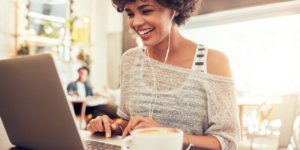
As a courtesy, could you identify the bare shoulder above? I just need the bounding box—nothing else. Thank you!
[207,49,232,77]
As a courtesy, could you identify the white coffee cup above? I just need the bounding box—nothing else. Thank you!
[121,127,183,150]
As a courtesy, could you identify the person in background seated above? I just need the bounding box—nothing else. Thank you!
[67,66,118,119]
[67,66,94,98]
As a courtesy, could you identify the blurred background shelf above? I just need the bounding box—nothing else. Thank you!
[23,35,62,45]
[28,12,66,23]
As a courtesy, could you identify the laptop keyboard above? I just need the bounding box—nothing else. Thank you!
[83,140,121,150]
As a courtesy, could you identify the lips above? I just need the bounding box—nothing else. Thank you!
[138,28,154,35]
[137,28,154,41]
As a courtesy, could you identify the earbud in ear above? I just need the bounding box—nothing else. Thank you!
[172,11,176,19]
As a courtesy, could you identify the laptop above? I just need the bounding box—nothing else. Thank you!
[0,54,121,150]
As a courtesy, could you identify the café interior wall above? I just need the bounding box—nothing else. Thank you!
[107,1,123,89]
[0,0,15,59]
[74,0,123,91]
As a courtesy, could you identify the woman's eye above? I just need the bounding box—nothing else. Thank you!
[127,13,134,18]
[143,10,153,14]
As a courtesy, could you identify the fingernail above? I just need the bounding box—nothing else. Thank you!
[111,124,117,130]
[106,133,111,138]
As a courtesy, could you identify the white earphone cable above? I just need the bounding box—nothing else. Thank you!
[147,11,176,118]
[145,11,194,150]
[163,11,175,63]
[146,48,158,118]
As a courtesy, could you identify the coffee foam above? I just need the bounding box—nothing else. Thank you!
[136,128,179,135]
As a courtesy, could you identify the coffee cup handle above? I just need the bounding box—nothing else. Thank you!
[121,136,134,150]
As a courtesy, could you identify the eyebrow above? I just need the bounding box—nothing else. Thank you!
[124,3,153,12]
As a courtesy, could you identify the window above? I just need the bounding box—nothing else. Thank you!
[181,9,300,96]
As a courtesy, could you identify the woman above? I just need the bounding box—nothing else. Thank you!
[87,0,240,149]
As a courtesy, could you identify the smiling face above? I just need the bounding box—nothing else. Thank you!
[124,0,174,47]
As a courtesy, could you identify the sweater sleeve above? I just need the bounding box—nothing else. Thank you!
[117,80,130,121]
[116,49,136,121]
[204,76,240,150]
[116,61,130,120]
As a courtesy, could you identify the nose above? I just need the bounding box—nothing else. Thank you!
[131,14,145,28]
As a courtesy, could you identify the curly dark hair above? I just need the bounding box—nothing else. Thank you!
[111,0,199,26]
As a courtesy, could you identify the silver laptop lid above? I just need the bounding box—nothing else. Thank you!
[0,54,84,150]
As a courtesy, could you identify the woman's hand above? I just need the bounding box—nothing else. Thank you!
[87,115,120,138]
[122,116,162,137]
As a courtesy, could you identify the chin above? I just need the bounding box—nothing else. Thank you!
[142,39,157,47]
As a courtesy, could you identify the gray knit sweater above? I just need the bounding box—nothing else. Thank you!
[117,46,240,150]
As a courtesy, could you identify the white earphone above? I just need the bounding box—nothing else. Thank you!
[146,10,176,118]
[163,10,176,63]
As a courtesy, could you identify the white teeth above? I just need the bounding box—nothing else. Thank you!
[138,28,153,35]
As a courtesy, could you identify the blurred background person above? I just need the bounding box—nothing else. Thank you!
[67,66,96,98]
[67,66,118,121]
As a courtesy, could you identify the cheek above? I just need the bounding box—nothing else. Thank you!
[147,18,166,32]
[155,22,169,37]
[151,16,170,33]
[128,20,133,29]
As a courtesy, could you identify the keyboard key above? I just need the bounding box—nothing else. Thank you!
[83,140,121,150]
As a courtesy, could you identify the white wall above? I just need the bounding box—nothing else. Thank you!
[90,0,108,91]
[73,0,92,18]
[107,1,123,89]
[0,0,15,59]
[73,0,123,90]
[86,0,122,90]
[107,32,122,89]
[107,2,123,33]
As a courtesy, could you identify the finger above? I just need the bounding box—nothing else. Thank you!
[86,124,95,133]
[123,116,143,137]
[110,118,122,131]
[122,125,130,137]
[122,118,133,137]
[95,118,104,132]
[88,120,97,132]
[110,119,114,124]
[91,120,99,132]
[125,118,134,136]
[122,118,133,136]
[110,119,120,131]
[134,122,147,129]
[125,116,142,135]
[128,116,149,134]
[102,116,112,138]
[110,123,119,131]
[130,117,146,130]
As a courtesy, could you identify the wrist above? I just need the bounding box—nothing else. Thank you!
[183,134,190,145]
[184,134,194,150]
